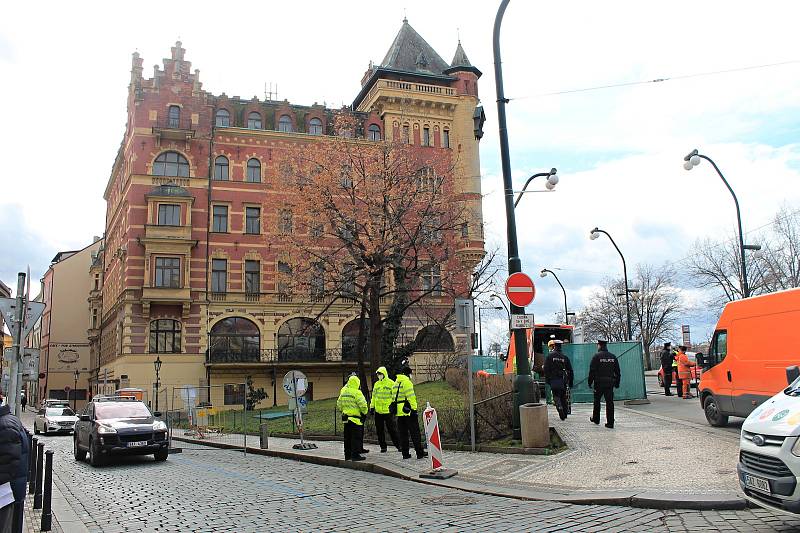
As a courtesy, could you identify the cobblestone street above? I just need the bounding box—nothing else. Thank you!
[31,431,800,532]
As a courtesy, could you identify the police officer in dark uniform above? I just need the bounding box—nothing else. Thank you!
[588,339,621,428]
[660,342,674,396]
[543,340,574,420]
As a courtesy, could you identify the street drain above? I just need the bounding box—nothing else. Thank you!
[421,495,479,506]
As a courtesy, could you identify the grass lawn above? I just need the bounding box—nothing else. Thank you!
[217,380,466,436]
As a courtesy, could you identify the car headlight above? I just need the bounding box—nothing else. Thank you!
[97,424,117,434]
[792,438,800,457]
[153,421,167,431]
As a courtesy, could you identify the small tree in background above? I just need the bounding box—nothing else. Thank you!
[245,375,267,411]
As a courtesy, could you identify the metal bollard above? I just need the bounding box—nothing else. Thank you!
[34,441,44,509]
[259,422,269,449]
[40,450,54,532]
[29,436,37,494]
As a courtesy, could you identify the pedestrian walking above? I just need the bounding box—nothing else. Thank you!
[660,342,674,396]
[19,394,25,412]
[0,392,30,533]
[676,345,696,399]
[543,340,574,420]
[392,365,427,460]
[370,366,400,453]
[588,339,621,429]
[336,374,368,461]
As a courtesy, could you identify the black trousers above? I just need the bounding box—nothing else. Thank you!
[374,412,399,451]
[343,421,364,459]
[552,387,568,419]
[662,369,672,395]
[674,371,682,395]
[592,387,615,426]
[397,412,424,458]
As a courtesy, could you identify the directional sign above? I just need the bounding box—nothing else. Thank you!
[288,395,308,414]
[505,273,536,308]
[0,298,45,343]
[510,314,535,330]
[282,370,308,398]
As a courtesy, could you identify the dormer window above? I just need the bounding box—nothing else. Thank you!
[168,106,180,128]
[278,115,293,133]
[215,109,230,127]
[247,112,262,129]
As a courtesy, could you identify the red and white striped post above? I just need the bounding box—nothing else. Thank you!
[420,402,458,480]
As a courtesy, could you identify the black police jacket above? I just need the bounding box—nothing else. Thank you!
[588,350,621,390]
[543,350,574,389]
[0,404,30,484]
[660,349,674,372]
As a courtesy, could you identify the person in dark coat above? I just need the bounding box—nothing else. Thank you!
[543,340,574,420]
[659,342,674,396]
[588,340,621,429]
[0,397,30,533]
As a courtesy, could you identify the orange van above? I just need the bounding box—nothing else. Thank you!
[699,288,800,426]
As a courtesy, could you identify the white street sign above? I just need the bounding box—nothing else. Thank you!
[22,349,39,380]
[454,298,474,332]
[0,298,45,343]
[510,314,535,330]
[288,395,308,413]
[282,370,308,398]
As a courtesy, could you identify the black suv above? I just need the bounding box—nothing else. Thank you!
[73,397,169,466]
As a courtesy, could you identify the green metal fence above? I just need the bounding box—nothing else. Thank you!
[555,341,647,402]
[470,355,504,374]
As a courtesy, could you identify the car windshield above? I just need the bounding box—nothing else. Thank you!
[784,376,800,396]
[45,408,75,417]
[94,402,151,420]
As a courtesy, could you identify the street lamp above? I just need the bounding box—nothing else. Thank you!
[493,0,537,438]
[153,356,162,412]
[539,269,568,324]
[514,168,559,208]
[73,370,79,411]
[478,306,504,357]
[683,149,758,298]
[590,227,633,340]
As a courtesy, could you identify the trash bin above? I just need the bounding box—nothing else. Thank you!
[519,403,549,448]
[259,422,269,449]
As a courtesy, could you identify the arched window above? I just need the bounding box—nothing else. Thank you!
[368,124,381,141]
[149,319,181,353]
[213,156,229,181]
[278,318,325,361]
[247,112,262,129]
[308,117,323,135]
[209,317,260,363]
[278,115,293,133]
[168,105,181,128]
[246,158,261,183]
[414,325,454,352]
[153,151,190,177]
[215,109,230,127]
[341,319,369,361]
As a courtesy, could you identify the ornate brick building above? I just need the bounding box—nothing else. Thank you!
[91,19,484,407]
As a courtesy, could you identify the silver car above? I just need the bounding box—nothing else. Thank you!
[35,406,79,435]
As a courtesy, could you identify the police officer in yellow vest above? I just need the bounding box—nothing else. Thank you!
[370,366,400,453]
[393,365,428,460]
[336,374,368,461]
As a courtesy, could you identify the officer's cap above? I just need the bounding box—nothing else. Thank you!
[663,342,671,348]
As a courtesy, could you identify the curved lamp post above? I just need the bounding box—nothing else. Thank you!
[540,269,568,324]
[683,149,757,298]
[514,168,559,208]
[590,227,633,340]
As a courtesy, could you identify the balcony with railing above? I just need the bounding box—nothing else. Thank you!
[205,348,346,365]
[361,79,457,110]
[152,117,195,145]
[144,223,193,242]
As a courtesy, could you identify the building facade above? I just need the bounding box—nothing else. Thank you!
[94,20,484,409]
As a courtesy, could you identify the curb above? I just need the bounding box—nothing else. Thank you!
[171,436,748,511]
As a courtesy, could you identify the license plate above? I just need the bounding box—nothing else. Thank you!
[127,441,148,448]
[745,473,771,494]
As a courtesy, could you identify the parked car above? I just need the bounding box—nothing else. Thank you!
[41,399,71,408]
[657,352,703,388]
[73,397,169,466]
[34,406,79,435]
[738,370,800,515]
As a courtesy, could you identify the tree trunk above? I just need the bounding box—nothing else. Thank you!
[368,272,383,384]
[381,266,411,371]
[355,296,370,401]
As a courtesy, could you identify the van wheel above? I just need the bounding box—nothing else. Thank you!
[704,395,729,427]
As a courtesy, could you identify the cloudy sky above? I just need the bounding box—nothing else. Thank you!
[1,1,798,342]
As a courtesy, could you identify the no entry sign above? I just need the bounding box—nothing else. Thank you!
[505,272,536,307]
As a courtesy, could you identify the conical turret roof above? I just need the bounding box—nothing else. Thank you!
[450,41,472,68]
[379,18,450,75]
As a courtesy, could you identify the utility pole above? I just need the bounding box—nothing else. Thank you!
[9,272,26,416]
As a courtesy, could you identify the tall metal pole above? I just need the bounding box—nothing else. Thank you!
[494,0,535,440]
[9,272,26,416]
[542,269,568,323]
[592,229,632,340]
[477,307,484,356]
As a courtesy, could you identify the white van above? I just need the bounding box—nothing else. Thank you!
[738,372,800,514]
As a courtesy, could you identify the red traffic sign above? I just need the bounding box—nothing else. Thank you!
[505,272,536,307]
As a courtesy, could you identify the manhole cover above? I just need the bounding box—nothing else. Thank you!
[421,495,479,506]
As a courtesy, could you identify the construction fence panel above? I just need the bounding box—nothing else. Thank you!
[166,385,247,453]
[560,341,647,403]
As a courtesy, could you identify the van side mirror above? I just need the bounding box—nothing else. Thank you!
[787,366,800,385]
